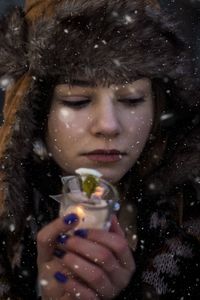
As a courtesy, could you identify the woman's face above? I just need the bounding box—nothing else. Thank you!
[46,78,154,183]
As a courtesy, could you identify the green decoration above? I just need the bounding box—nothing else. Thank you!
[82,175,99,197]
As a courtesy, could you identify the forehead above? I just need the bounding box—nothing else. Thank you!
[55,77,152,93]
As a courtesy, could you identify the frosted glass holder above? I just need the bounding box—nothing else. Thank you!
[51,175,120,230]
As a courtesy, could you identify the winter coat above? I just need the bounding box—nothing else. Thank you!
[1,185,200,299]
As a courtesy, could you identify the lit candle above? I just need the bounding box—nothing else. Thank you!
[51,168,120,230]
[59,189,110,229]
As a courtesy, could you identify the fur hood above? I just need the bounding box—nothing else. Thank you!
[0,0,199,235]
[0,1,199,103]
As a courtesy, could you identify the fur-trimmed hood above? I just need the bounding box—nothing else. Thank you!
[0,1,199,101]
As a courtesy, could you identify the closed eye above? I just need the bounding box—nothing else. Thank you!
[60,98,91,108]
[118,97,145,106]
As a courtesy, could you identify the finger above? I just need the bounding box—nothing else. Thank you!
[59,235,121,274]
[46,270,99,300]
[62,252,116,299]
[37,213,79,262]
[55,236,133,292]
[62,278,100,300]
[39,260,67,299]
[109,214,125,237]
[87,229,135,272]
[61,235,132,290]
[39,258,100,300]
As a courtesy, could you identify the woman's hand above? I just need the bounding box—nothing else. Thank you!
[37,213,135,300]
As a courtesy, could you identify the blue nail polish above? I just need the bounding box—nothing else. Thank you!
[64,213,78,225]
[56,234,69,244]
[54,272,68,283]
[74,229,88,238]
[53,249,66,258]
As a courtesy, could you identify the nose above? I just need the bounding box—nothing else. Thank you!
[91,92,121,138]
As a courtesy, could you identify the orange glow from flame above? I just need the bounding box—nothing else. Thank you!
[93,186,104,198]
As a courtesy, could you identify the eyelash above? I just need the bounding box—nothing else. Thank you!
[119,97,144,106]
[60,97,144,108]
[61,99,90,108]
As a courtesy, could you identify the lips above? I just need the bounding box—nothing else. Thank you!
[83,149,126,162]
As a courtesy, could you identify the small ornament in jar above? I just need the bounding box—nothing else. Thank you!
[50,168,120,230]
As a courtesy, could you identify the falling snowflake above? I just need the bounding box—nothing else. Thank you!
[0,75,14,90]
[74,264,79,269]
[112,11,118,17]
[76,292,81,298]
[9,224,15,232]
[22,270,29,277]
[40,279,49,287]
[126,204,133,212]
[160,113,174,122]
[132,234,137,241]
[148,182,156,190]
[113,59,121,67]
[124,15,133,24]
[45,264,51,270]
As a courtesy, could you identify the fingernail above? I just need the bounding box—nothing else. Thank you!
[54,272,68,283]
[63,213,79,225]
[53,249,66,258]
[74,229,88,238]
[56,234,69,244]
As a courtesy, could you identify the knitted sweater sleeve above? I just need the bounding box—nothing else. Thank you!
[114,185,200,300]
[141,189,200,299]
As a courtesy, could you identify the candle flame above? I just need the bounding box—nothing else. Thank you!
[64,205,86,220]
[76,206,86,219]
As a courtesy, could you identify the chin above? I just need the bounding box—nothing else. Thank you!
[94,167,125,184]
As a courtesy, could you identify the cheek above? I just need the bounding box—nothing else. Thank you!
[128,111,153,134]
[126,110,154,152]
[57,107,77,128]
[49,107,80,134]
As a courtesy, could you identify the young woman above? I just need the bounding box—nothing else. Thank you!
[0,0,199,299]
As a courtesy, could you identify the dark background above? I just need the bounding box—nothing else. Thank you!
[0,0,200,123]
